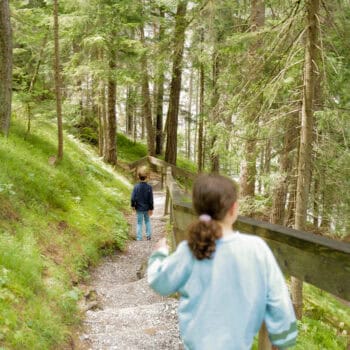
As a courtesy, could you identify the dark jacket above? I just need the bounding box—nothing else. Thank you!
[131,182,154,211]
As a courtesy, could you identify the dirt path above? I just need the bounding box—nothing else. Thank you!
[77,190,183,350]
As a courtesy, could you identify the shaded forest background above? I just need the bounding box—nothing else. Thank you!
[2,0,348,238]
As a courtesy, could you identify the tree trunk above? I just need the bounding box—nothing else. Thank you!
[26,33,48,136]
[155,75,164,155]
[313,177,320,229]
[155,7,165,156]
[285,164,298,227]
[126,86,134,136]
[140,26,155,156]
[100,83,108,158]
[239,0,265,197]
[186,68,193,159]
[292,0,320,320]
[164,0,187,165]
[194,69,200,164]
[141,111,145,139]
[197,62,205,172]
[133,98,137,143]
[0,0,12,137]
[210,47,220,173]
[312,41,324,231]
[98,102,103,157]
[104,51,117,165]
[197,29,205,172]
[97,80,104,157]
[53,0,63,161]
[270,113,298,225]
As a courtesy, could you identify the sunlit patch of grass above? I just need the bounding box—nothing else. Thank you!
[117,133,147,162]
[0,119,130,348]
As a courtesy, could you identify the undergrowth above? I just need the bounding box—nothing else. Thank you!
[0,119,131,349]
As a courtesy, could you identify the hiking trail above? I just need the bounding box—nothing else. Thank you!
[76,183,183,350]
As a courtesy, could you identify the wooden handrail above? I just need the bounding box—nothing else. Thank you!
[163,166,350,350]
[127,156,350,348]
[128,156,196,183]
[171,203,350,300]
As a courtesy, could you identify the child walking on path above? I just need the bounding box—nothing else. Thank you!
[131,167,154,241]
[147,174,297,350]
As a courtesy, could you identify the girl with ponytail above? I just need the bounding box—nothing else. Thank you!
[148,174,297,350]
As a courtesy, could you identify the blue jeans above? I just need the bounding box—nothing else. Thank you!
[136,211,152,240]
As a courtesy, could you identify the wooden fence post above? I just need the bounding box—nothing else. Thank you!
[164,189,170,216]
[135,166,139,181]
[161,167,165,190]
[258,323,272,350]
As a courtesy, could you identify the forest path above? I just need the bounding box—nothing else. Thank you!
[76,188,183,349]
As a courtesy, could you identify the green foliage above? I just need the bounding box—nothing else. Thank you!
[176,156,197,173]
[0,119,130,349]
[296,317,347,350]
[117,133,147,162]
[251,282,350,350]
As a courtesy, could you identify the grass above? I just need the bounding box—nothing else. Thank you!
[250,281,350,349]
[296,283,349,349]
[116,133,148,163]
[0,119,131,349]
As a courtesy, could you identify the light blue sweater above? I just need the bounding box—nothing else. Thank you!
[148,232,297,350]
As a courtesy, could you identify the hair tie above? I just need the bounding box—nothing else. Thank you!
[199,214,212,222]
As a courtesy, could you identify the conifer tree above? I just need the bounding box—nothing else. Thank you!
[0,0,12,136]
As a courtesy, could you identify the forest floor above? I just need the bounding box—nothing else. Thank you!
[74,185,184,350]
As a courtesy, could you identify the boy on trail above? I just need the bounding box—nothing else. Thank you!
[131,167,154,241]
[147,174,297,350]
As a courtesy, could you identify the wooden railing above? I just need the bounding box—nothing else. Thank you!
[163,166,350,350]
[128,155,195,189]
[130,157,350,349]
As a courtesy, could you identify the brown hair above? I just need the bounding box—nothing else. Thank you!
[138,166,148,181]
[188,174,239,260]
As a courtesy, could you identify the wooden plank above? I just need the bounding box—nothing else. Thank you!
[171,204,350,301]
[128,156,149,170]
[235,215,350,254]
[172,210,193,237]
[129,156,196,182]
[173,227,188,246]
[148,156,196,180]
[148,156,168,168]
[262,238,350,300]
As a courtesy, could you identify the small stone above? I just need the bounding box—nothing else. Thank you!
[80,334,89,341]
[143,327,157,335]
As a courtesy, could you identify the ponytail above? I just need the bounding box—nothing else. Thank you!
[188,173,239,260]
[188,219,222,260]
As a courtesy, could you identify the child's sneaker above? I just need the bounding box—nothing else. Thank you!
[147,236,151,241]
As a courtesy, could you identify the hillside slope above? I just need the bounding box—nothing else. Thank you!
[0,121,131,349]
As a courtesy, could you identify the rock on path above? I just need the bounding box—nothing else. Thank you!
[77,191,183,350]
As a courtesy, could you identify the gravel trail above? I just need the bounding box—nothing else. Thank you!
[77,189,183,350]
